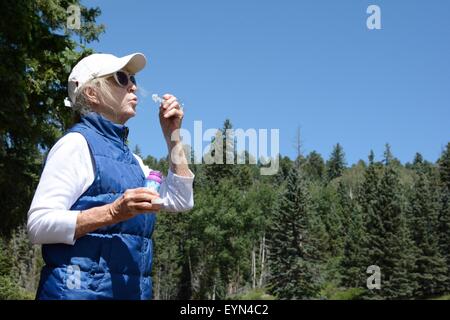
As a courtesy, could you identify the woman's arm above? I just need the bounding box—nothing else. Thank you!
[147,93,195,212]
[74,204,116,240]
[74,187,161,240]
[158,93,193,179]
[167,140,193,177]
[27,133,95,245]
[133,150,194,213]
[27,133,162,244]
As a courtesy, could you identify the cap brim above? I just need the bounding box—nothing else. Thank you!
[98,52,147,77]
[120,53,147,74]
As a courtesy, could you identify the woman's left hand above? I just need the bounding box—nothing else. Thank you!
[159,93,184,145]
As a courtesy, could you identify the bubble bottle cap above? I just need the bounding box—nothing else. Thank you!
[147,171,162,183]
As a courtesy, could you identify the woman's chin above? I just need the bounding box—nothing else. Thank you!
[118,110,135,124]
[127,104,137,115]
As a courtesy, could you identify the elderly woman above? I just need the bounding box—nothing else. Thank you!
[27,52,194,300]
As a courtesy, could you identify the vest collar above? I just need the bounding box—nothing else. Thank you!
[81,112,129,147]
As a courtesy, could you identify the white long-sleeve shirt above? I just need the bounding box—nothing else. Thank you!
[27,132,194,246]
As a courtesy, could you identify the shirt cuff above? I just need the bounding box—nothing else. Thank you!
[167,168,195,181]
[65,211,79,245]
[161,169,195,212]
[51,210,79,245]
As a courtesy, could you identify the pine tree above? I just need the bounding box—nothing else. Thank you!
[383,143,394,165]
[438,143,450,191]
[411,152,436,178]
[340,206,366,289]
[359,151,382,264]
[412,153,424,171]
[408,170,448,297]
[303,151,325,182]
[234,151,255,190]
[367,165,416,299]
[326,143,346,182]
[351,151,383,292]
[339,181,366,289]
[359,150,416,299]
[337,182,353,220]
[314,186,344,258]
[274,156,293,186]
[204,119,236,188]
[0,0,104,235]
[268,166,320,299]
[383,143,401,167]
[437,143,450,291]
[438,188,450,292]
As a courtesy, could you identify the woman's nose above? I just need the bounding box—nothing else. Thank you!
[128,84,137,93]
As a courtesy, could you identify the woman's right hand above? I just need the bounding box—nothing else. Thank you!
[108,187,162,222]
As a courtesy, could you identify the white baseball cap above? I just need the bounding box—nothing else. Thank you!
[65,52,147,107]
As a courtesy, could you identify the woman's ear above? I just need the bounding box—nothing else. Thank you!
[84,86,100,106]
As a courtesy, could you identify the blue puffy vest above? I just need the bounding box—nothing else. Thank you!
[36,113,156,300]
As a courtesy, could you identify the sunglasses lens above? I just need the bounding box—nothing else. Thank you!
[130,75,136,86]
[116,71,128,86]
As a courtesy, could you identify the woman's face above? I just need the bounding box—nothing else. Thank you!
[98,70,139,124]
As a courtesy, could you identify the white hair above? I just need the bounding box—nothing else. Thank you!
[72,77,116,116]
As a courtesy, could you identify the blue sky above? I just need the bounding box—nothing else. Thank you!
[85,0,450,165]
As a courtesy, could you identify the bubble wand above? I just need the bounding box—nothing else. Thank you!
[151,94,184,110]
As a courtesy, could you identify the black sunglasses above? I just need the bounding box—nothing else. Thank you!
[113,70,136,87]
